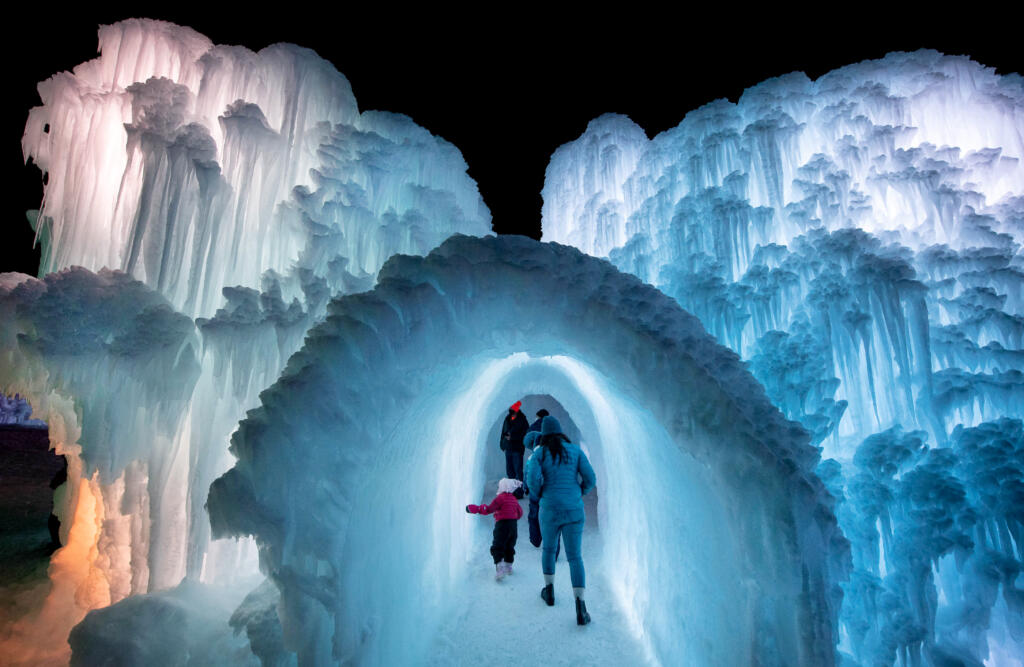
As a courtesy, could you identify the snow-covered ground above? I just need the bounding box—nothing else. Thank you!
[428,497,650,666]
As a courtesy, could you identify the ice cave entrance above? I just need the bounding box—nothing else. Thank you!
[392,350,726,664]
[438,354,647,594]
[208,235,840,665]
[442,352,706,659]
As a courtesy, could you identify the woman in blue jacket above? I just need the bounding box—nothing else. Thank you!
[524,415,597,625]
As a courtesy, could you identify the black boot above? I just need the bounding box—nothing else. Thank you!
[540,583,554,606]
[575,598,591,625]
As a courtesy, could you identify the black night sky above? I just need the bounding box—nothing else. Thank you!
[4,8,1022,276]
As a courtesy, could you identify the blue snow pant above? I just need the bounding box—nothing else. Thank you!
[528,496,561,557]
[505,450,524,482]
[540,507,585,588]
[528,495,543,546]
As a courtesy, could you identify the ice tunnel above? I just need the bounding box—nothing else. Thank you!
[208,234,848,665]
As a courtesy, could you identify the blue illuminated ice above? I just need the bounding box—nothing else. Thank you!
[207,234,844,666]
[3,17,1022,667]
[543,50,1024,665]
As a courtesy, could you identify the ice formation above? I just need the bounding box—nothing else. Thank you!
[542,51,1024,665]
[21,19,488,320]
[4,16,1020,666]
[207,234,844,665]
[2,18,488,666]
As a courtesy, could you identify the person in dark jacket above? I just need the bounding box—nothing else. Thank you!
[528,409,549,434]
[525,416,597,626]
[499,401,529,496]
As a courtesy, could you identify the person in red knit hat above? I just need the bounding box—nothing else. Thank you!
[466,478,524,580]
[499,401,529,497]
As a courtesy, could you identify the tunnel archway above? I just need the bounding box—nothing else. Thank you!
[208,234,847,666]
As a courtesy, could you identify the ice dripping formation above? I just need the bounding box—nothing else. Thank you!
[1,17,1019,667]
[21,20,489,319]
[2,18,489,665]
[542,52,1024,664]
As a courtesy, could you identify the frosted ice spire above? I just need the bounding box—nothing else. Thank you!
[541,114,648,258]
[22,18,490,318]
[543,51,1024,452]
[21,20,356,316]
[544,52,1024,259]
[4,18,491,666]
[543,50,1024,666]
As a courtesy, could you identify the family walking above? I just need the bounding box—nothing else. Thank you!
[466,401,597,626]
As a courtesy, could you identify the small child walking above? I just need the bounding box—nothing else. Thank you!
[466,478,524,580]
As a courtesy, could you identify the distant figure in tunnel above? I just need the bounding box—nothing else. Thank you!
[525,415,597,625]
[523,408,549,494]
[524,409,551,548]
[499,401,529,497]
[466,478,524,580]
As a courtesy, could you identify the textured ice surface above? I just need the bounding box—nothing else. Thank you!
[22,18,489,318]
[8,18,1021,665]
[0,268,202,665]
[67,580,260,666]
[542,51,1024,666]
[3,18,490,666]
[208,234,845,665]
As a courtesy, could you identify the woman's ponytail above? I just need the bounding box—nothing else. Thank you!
[541,432,570,464]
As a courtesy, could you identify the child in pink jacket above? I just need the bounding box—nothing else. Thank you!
[466,478,524,580]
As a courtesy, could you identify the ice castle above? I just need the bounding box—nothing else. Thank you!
[1,18,1021,666]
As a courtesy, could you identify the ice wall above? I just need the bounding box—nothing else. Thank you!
[208,234,846,666]
[4,18,490,665]
[0,269,200,664]
[22,18,489,318]
[542,51,1024,665]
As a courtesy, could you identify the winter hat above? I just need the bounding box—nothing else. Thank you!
[540,415,563,436]
[510,401,522,412]
[536,409,550,418]
[497,478,523,494]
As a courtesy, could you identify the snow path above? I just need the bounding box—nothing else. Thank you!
[427,498,651,666]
